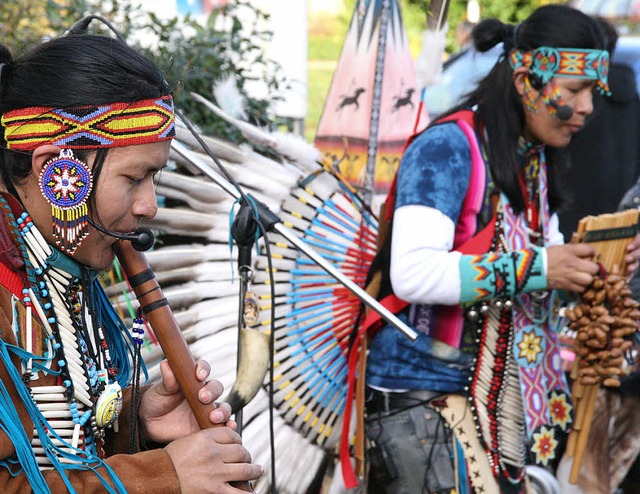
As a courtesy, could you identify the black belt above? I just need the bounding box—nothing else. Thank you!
[365,388,441,414]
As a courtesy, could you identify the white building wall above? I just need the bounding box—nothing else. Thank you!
[134,0,308,121]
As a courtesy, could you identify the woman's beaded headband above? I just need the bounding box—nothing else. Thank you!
[1,95,175,151]
[509,46,610,95]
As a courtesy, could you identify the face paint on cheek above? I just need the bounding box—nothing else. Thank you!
[540,80,571,120]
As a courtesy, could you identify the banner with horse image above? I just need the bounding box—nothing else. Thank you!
[314,0,428,199]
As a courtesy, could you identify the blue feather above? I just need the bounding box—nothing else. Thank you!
[0,339,128,493]
[93,279,148,385]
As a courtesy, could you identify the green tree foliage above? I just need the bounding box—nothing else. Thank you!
[404,0,551,52]
[0,0,283,143]
[139,1,285,140]
[339,1,551,57]
[475,0,547,22]
[406,0,547,24]
[0,1,69,53]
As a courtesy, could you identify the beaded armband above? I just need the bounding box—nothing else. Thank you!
[459,246,546,303]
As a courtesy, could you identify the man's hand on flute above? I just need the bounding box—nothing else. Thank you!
[140,359,234,439]
[139,359,264,492]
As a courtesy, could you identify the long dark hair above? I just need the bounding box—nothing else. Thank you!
[440,5,605,213]
[0,34,172,212]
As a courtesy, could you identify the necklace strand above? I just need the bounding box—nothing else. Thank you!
[17,212,118,459]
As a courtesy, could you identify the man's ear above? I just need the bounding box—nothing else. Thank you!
[512,67,534,97]
[31,145,62,176]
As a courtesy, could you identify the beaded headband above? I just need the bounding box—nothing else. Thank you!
[1,95,175,151]
[509,46,610,95]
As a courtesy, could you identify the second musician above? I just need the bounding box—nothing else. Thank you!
[364,5,640,494]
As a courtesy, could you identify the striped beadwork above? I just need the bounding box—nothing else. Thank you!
[2,95,175,151]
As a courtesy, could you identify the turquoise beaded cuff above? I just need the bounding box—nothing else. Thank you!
[459,246,546,303]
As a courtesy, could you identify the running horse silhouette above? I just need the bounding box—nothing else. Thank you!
[336,87,366,111]
[391,88,415,112]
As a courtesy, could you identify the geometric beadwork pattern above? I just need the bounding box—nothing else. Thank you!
[509,46,610,94]
[2,96,175,151]
[39,154,93,209]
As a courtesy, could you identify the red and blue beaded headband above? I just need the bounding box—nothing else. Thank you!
[508,46,610,95]
[1,94,175,151]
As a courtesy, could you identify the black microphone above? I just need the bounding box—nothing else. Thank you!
[88,219,155,252]
[548,99,573,121]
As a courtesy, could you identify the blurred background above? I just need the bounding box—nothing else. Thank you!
[4,0,638,145]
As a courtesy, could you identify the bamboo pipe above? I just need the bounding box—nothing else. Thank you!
[569,384,599,483]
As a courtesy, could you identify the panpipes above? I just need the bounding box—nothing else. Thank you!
[570,209,639,273]
[565,209,640,484]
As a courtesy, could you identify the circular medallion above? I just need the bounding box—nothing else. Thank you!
[531,47,560,85]
[95,382,123,428]
[39,153,93,210]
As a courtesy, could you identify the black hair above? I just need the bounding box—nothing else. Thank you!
[0,34,172,214]
[438,5,606,213]
[594,16,618,55]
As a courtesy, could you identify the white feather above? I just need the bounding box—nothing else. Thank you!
[268,130,323,173]
[212,75,247,120]
[144,244,237,271]
[174,125,248,165]
[156,170,228,204]
[191,92,322,173]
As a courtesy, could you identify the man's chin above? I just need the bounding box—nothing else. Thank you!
[72,244,117,273]
[95,250,117,273]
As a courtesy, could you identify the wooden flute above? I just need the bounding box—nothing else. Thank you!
[113,240,254,492]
